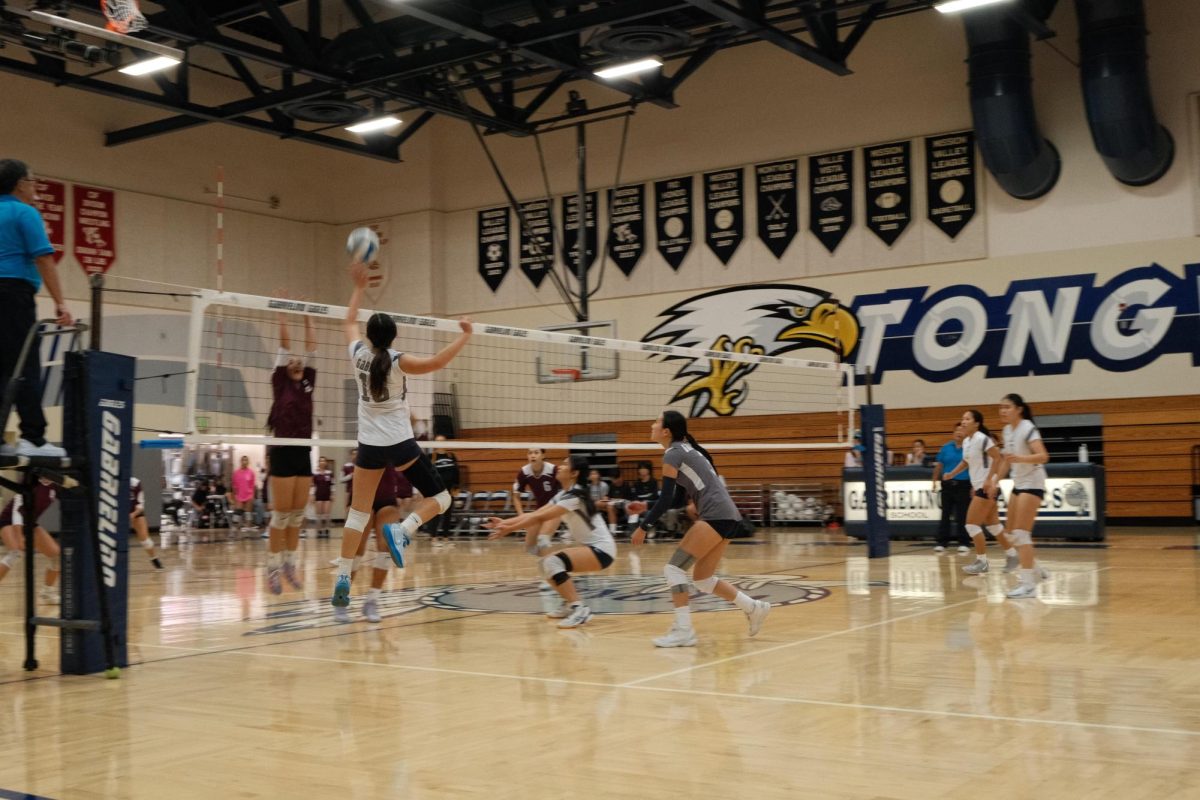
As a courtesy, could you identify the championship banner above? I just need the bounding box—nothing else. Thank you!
[926,131,977,239]
[72,183,116,274]
[32,178,66,264]
[517,199,554,288]
[864,141,912,246]
[755,160,798,259]
[607,184,645,276]
[476,207,510,292]
[809,151,853,254]
[655,177,693,271]
[561,191,598,274]
[703,168,744,265]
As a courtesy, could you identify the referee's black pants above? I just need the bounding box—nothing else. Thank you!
[0,279,48,446]
[936,480,972,548]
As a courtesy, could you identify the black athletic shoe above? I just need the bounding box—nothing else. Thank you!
[151,557,163,570]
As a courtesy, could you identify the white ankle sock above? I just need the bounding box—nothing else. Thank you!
[367,587,381,601]
[1019,568,1035,585]
[400,513,422,536]
[337,557,355,578]
[733,591,756,613]
[268,552,283,568]
[673,606,692,628]
[1005,547,1017,557]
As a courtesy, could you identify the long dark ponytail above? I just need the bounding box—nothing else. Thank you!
[562,455,598,518]
[366,313,397,402]
[966,409,993,441]
[1003,393,1036,424]
[661,409,716,469]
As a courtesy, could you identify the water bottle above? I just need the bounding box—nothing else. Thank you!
[1078,443,1089,463]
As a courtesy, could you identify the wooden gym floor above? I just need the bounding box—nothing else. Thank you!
[0,528,1198,799]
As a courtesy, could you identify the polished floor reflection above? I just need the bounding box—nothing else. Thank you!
[1,529,1198,799]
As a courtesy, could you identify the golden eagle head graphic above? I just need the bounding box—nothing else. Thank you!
[641,284,860,417]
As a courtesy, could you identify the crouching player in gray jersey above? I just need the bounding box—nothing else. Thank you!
[632,411,770,647]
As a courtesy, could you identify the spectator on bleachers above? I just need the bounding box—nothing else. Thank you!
[588,468,618,534]
[906,439,933,466]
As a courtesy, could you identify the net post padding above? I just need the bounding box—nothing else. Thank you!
[102,0,148,33]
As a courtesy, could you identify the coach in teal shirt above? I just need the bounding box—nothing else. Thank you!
[930,422,971,550]
[0,159,74,458]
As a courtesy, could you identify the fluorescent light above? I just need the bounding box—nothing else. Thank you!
[345,116,402,134]
[119,55,181,75]
[935,0,1013,13]
[594,58,662,80]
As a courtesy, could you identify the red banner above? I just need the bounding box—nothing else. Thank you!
[72,184,116,274]
[32,179,66,264]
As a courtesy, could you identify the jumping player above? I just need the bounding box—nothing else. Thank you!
[512,447,561,555]
[0,479,60,604]
[631,411,770,647]
[129,476,163,569]
[335,465,402,624]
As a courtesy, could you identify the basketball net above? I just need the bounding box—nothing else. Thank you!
[102,0,147,33]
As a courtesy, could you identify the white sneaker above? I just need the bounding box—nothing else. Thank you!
[363,598,381,623]
[1004,554,1020,573]
[333,606,351,623]
[746,600,770,637]
[557,605,592,629]
[1037,565,1051,581]
[957,546,970,555]
[933,545,946,554]
[39,586,60,605]
[962,558,989,575]
[654,624,697,648]
[16,440,67,458]
[546,602,571,619]
[1006,582,1038,599]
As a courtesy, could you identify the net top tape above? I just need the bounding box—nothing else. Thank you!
[196,289,853,375]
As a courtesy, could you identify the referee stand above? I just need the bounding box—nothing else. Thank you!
[0,310,132,677]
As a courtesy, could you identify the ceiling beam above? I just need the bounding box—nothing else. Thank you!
[683,0,852,75]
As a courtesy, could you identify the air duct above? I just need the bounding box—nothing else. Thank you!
[1076,0,1173,186]
[964,7,1061,199]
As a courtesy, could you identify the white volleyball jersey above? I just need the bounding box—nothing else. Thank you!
[348,340,414,446]
[1003,419,1047,490]
[962,430,997,490]
[552,490,616,558]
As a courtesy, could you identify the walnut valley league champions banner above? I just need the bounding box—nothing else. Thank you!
[561,191,598,274]
[655,177,693,271]
[703,168,744,265]
[925,131,977,239]
[808,151,853,254]
[607,184,645,276]
[476,207,510,292]
[755,160,798,259]
[518,199,554,288]
[864,141,911,246]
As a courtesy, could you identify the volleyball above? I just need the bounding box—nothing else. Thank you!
[346,227,379,262]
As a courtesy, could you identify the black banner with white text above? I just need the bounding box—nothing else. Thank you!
[607,184,645,276]
[561,191,598,274]
[655,177,693,271]
[809,150,853,254]
[864,141,911,246]
[518,199,554,288]
[925,131,977,240]
[755,160,798,259]
[477,207,510,292]
[703,168,744,265]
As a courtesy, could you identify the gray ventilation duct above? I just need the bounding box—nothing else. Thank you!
[1076,0,1174,186]
[964,8,1061,200]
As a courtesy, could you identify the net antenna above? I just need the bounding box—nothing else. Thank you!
[101,0,147,33]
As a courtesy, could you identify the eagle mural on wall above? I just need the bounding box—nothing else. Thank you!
[641,284,860,417]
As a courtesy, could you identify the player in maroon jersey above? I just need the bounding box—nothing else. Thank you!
[513,447,562,556]
[265,312,316,594]
[129,476,163,569]
[312,456,334,539]
[336,465,402,624]
[0,479,61,603]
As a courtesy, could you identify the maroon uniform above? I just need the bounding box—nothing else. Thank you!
[312,469,333,502]
[514,463,560,508]
[342,461,355,498]
[130,477,144,514]
[267,354,316,438]
[373,466,401,512]
[0,482,57,527]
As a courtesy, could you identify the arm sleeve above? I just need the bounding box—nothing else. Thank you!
[275,348,291,368]
[19,206,54,258]
[640,476,677,529]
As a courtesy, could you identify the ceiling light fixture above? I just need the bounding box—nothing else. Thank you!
[934,0,1014,13]
[345,115,402,134]
[594,57,662,80]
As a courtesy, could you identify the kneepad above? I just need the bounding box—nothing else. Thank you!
[693,575,718,594]
[432,490,452,514]
[1009,529,1033,547]
[985,523,1004,537]
[141,537,155,551]
[344,508,371,534]
[1,550,22,569]
[269,510,288,530]
[541,554,569,585]
[663,562,690,595]
[287,509,307,529]
[965,524,983,539]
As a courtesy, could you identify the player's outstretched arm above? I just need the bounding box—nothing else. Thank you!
[344,262,367,345]
[399,319,473,375]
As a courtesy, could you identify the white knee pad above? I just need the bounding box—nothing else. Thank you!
[433,490,452,514]
[1009,529,1033,547]
[344,508,371,534]
[1,550,22,569]
[141,537,155,551]
[693,575,718,594]
[269,510,288,530]
[374,552,393,571]
[541,554,568,585]
[986,523,1004,537]
[287,509,307,528]
[664,562,690,594]
[965,524,983,540]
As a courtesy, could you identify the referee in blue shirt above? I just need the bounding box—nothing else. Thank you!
[931,422,971,552]
[0,159,74,458]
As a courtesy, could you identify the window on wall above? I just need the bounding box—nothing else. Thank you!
[1038,414,1103,465]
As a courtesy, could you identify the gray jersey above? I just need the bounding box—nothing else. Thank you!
[664,441,741,522]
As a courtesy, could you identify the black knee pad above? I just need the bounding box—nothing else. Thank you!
[402,452,446,499]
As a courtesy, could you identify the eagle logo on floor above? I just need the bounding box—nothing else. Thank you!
[641,284,860,417]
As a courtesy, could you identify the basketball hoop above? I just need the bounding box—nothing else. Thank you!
[101,0,147,33]
[551,368,582,382]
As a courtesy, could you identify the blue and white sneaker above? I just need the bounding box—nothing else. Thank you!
[331,574,351,607]
[381,523,412,568]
